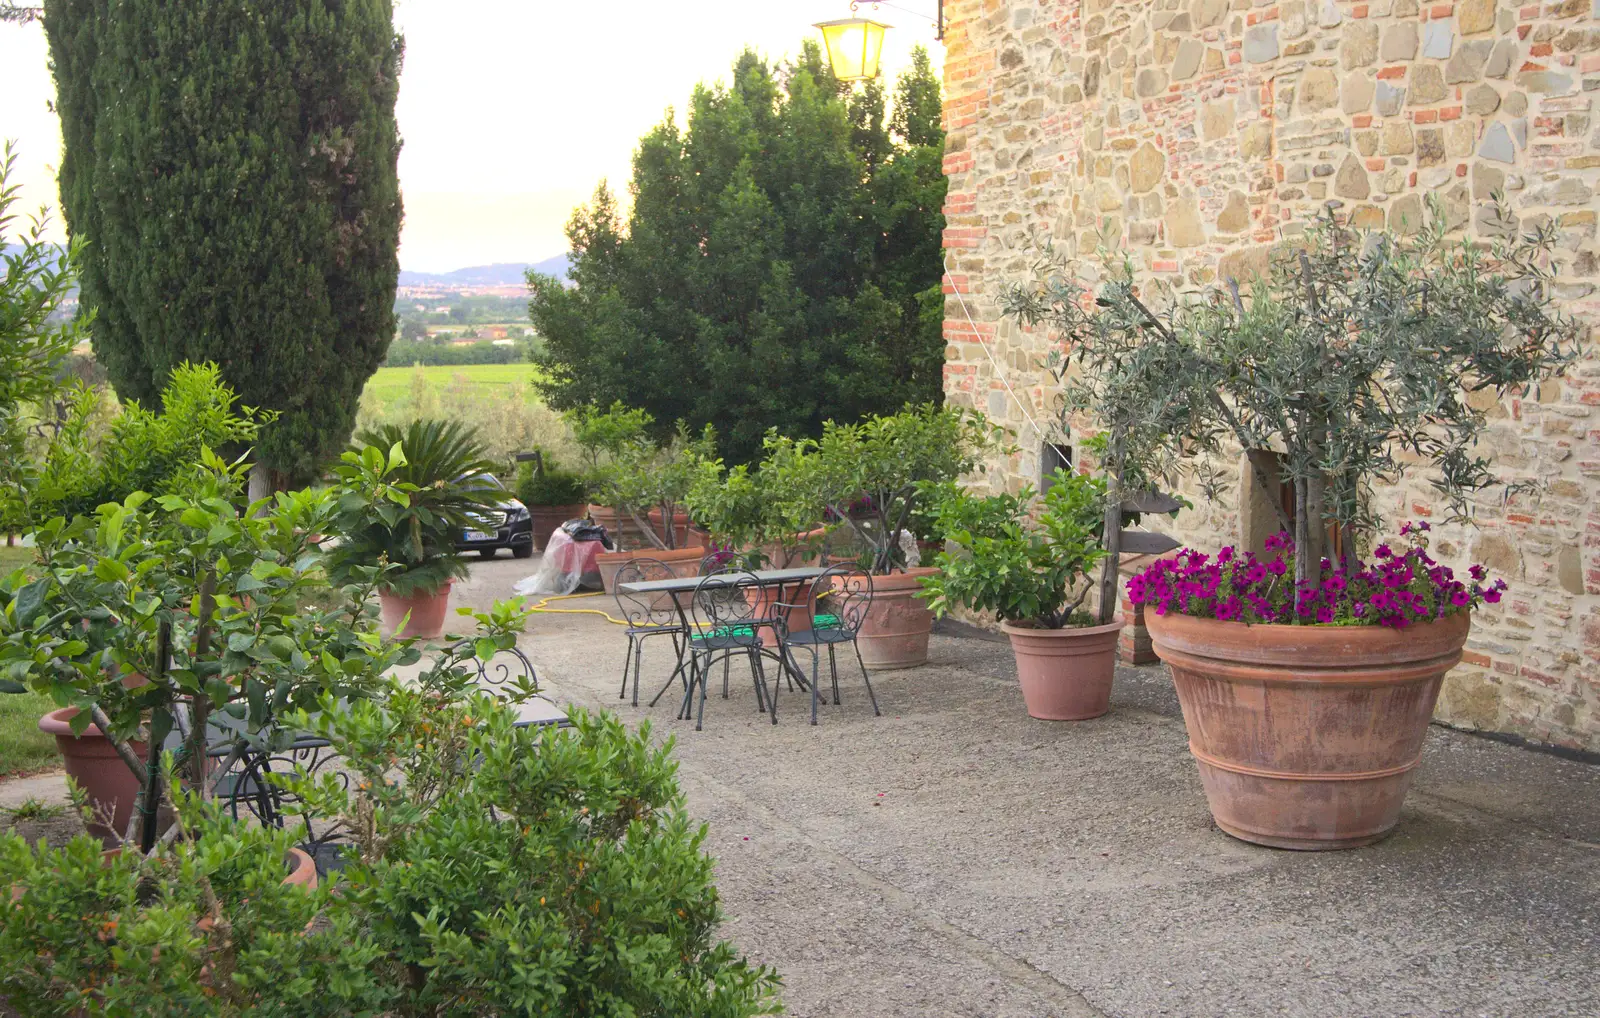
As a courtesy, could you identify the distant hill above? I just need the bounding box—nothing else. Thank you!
[399,254,568,287]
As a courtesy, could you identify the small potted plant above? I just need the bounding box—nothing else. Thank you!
[920,470,1123,719]
[329,419,503,639]
[1028,199,1580,849]
[514,451,588,550]
[767,404,1002,669]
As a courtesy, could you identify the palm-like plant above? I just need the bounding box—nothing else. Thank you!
[329,420,502,597]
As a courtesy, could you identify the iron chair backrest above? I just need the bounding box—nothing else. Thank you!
[689,569,767,637]
[613,557,680,627]
[775,563,874,638]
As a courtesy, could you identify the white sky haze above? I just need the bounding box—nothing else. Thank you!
[0,1,944,272]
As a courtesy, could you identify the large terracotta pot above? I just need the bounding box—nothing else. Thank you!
[587,504,650,551]
[1146,611,1470,851]
[856,567,939,670]
[1001,617,1126,720]
[528,504,585,550]
[38,707,147,845]
[646,508,694,550]
[746,582,816,647]
[379,580,454,640]
[597,546,706,594]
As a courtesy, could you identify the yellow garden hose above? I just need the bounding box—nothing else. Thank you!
[524,591,630,626]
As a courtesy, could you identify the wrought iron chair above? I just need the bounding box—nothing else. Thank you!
[682,570,775,730]
[614,557,689,707]
[773,564,880,726]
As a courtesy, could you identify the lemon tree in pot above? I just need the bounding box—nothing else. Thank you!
[767,405,1003,669]
[920,470,1120,719]
[327,419,502,640]
[1009,198,1582,849]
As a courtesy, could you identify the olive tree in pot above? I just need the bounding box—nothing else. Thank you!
[920,470,1119,719]
[768,405,1003,669]
[1015,199,1582,849]
[328,419,502,640]
[566,401,654,550]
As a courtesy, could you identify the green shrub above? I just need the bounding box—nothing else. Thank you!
[919,469,1107,629]
[26,363,267,526]
[0,792,393,1017]
[515,454,588,506]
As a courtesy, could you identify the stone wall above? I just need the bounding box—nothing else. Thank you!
[939,0,1600,750]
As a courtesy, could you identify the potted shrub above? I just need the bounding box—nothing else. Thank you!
[514,451,588,550]
[1020,200,1580,849]
[329,419,503,639]
[768,404,1001,669]
[566,401,655,549]
[591,421,713,591]
[921,470,1123,719]
[0,445,408,850]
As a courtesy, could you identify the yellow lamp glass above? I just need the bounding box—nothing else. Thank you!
[815,17,891,82]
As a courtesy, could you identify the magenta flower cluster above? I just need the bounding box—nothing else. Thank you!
[1126,524,1506,629]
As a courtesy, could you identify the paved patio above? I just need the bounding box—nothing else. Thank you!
[5,555,1596,1016]
[463,557,1600,1018]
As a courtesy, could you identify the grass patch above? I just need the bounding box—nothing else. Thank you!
[0,544,57,777]
[362,363,547,414]
[0,688,60,779]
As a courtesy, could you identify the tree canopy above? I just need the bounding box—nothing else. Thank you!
[42,0,404,486]
[529,43,948,465]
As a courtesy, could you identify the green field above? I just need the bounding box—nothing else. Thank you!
[362,363,547,412]
[0,545,57,777]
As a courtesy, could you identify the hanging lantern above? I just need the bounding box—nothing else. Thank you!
[814,15,891,82]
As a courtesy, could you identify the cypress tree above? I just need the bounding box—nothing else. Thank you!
[42,0,404,486]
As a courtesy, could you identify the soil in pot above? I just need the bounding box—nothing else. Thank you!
[379,580,454,640]
[1001,617,1125,720]
[1147,610,1469,851]
[857,567,939,670]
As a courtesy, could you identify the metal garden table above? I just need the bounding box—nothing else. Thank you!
[619,567,828,723]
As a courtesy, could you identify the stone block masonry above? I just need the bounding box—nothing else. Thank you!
[939,0,1600,751]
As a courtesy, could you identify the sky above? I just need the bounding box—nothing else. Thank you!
[0,1,944,273]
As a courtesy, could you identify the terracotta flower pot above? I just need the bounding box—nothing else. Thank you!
[1001,617,1126,720]
[38,707,147,846]
[528,504,585,550]
[745,582,816,647]
[1146,610,1470,851]
[379,579,454,640]
[646,508,694,550]
[856,567,939,670]
[597,546,706,594]
[587,504,650,552]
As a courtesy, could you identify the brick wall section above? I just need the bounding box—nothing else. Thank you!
[940,0,1600,751]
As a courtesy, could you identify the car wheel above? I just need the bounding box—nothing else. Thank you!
[512,543,534,559]
[478,548,497,560]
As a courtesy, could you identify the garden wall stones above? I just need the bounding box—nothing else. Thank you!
[939,0,1600,751]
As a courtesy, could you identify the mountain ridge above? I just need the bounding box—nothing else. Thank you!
[399,254,567,287]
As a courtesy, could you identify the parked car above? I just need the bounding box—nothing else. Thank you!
[454,474,534,559]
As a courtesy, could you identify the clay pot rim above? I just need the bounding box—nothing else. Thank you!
[1001,616,1126,639]
[38,706,152,744]
[867,566,941,591]
[1146,608,1470,675]
[596,544,706,562]
[378,578,455,600]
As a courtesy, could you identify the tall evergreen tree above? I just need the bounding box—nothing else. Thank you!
[42,0,404,487]
[529,43,947,465]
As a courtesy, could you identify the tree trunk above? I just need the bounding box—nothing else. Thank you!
[1097,432,1127,626]
[247,461,272,504]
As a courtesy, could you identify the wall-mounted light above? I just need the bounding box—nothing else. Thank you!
[814,1,944,83]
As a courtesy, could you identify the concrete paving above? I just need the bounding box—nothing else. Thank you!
[7,553,1598,1017]
[463,556,1600,1018]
